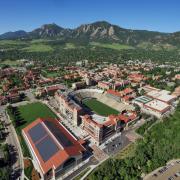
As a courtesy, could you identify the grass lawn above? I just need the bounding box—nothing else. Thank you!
[83,99,119,116]
[64,43,76,49]
[22,43,53,52]
[0,60,22,66]
[7,102,57,157]
[90,42,134,50]
[18,102,57,127]
[43,71,60,78]
[0,40,26,45]
[30,39,53,44]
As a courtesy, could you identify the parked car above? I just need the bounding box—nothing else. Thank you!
[175,172,180,177]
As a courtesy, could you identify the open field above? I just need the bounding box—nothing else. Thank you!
[22,43,53,52]
[44,71,60,78]
[90,42,134,50]
[18,102,57,125]
[42,69,67,78]
[137,42,177,51]
[83,99,119,116]
[30,39,53,44]
[7,102,57,157]
[0,40,26,45]
[64,43,76,49]
[0,60,23,66]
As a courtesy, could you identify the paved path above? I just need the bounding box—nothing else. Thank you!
[0,105,24,180]
[62,157,98,180]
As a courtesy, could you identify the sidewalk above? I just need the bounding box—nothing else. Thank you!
[57,158,90,180]
[5,110,25,180]
[81,156,109,180]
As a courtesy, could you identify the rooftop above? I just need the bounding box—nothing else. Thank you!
[144,99,170,113]
[106,89,122,97]
[134,96,153,104]
[22,118,85,174]
[91,114,107,124]
[147,90,176,103]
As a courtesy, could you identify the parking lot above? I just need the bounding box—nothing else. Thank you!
[145,160,180,180]
[102,131,131,156]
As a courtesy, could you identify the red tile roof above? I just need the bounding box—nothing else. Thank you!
[22,118,85,174]
[107,89,123,97]
[123,88,133,95]
[82,112,137,127]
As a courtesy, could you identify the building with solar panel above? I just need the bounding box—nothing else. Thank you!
[22,118,86,180]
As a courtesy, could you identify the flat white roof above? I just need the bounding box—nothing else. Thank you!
[145,99,170,112]
[143,85,160,92]
[147,90,175,102]
[91,114,107,124]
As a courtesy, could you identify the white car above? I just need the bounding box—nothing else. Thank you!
[175,172,180,177]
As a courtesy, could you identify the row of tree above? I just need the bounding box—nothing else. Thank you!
[1,46,180,65]
[7,106,26,127]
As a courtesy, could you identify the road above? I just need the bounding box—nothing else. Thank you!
[0,105,24,180]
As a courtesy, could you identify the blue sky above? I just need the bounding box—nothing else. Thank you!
[0,0,179,34]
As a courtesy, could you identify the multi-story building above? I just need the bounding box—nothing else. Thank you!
[146,90,176,104]
[55,91,83,126]
[133,96,172,118]
[81,111,137,145]
[98,81,112,90]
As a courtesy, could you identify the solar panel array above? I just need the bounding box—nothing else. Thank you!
[36,135,59,161]
[28,123,61,162]
[28,123,47,143]
[44,120,73,147]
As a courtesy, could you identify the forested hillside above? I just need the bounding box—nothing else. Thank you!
[87,103,180,180]
[0,21,180,64]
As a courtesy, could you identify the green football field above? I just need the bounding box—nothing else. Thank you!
[83,98,119,116]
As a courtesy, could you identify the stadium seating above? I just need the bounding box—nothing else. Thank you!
[68,89,134,112]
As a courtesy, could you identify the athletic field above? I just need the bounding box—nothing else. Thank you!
[83,98,119,116]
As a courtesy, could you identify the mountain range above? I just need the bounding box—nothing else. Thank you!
[0,21,180,47]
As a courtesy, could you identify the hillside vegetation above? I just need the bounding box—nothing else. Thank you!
[87,103,180,180]
[0,21,180,64]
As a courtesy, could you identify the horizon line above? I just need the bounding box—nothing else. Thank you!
[0,20,179,35]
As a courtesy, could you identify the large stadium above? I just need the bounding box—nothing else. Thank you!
[69,88,133,116]
[55,88,137,145]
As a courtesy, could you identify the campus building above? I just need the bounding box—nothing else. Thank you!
[146,90,176,104]
[81,111,137,145]
[55,90,84,126]
[98,81,112,90]
[134,86,177,117]
[133,96,172,118]
[22,118,85,180]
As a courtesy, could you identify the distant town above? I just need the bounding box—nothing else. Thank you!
[0,58,179,180]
